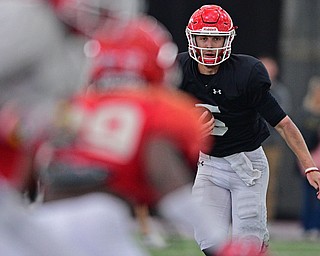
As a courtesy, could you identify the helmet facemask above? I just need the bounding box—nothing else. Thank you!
[186,28,235,66]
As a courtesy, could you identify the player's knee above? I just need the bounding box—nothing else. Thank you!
[237,192,260,219]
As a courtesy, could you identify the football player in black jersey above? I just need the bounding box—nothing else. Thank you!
[177,4,320,256]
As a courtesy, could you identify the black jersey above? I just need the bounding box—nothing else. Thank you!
[177,52,287,157]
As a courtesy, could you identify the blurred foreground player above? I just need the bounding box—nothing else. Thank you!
[33,15,217,256]
[216,239,268,256]
[0,1,92,255]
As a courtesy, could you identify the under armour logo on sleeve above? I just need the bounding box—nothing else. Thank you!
[198,160,204,166]
[212,89,222,94]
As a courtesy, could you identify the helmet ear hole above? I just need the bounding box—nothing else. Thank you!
[185,4,236,66]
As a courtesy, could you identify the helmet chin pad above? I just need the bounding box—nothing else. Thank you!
[192,45,231,66]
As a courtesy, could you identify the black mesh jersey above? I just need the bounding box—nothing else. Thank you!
[177,52,287,157]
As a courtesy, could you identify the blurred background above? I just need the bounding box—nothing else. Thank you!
[145,0,320,221]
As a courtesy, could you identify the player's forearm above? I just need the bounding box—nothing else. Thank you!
[275,115,316,170]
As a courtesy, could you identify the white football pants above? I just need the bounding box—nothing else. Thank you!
[192,146,269,251]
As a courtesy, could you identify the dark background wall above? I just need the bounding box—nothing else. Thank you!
[146,0,283,59]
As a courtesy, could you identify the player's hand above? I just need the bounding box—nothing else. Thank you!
[306,171,320,200]
[199,111,215,138]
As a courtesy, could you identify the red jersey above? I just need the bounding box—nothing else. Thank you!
[0,108,42,190]
[0,142,33,189]
[48,88,212,205]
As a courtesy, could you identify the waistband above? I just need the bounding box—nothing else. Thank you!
[199,147,263,162]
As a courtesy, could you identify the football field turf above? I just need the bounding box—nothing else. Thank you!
[148,237,320,256]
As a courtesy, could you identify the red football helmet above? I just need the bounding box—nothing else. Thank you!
[186,5,236,66]
[88,15,180,90]
[49,0,145,36]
